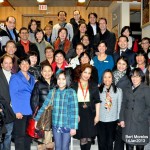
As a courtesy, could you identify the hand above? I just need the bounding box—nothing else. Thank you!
[94,115,99,125]
[70,129,76,136]
[78,116,80,123]
[120,121,125,128]
[117,122,121,126]
[16,113,23,119]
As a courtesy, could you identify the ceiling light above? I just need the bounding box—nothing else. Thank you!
[37,0,45,3]
[78,0,85,3]
[0,0,4,2]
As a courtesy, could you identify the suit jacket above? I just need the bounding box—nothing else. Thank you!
[0,69,15,124]
[15,41,40,64]
[113,48,135,66]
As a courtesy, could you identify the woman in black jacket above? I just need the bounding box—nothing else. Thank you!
[30,62,56,149]
[113,56,131,150]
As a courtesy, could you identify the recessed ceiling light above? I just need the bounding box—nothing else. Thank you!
[37,0,45,3]
[78,0,85,3]
[0,0,4,3]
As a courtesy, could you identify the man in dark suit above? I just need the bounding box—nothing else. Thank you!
[0,54,15,150]
[113,35,135,66]
[94,17,116,55]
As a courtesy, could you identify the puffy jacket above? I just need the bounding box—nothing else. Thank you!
[30,76,56,113]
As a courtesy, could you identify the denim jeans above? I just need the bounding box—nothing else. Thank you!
[53,127,71,150]
[0,122,13,150]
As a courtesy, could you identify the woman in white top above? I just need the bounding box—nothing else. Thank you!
[97,69,122,150]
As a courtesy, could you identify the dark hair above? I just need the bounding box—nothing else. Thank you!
[145,64,150,85]
[97,40,107,47]
[41,62,53,71]
[0,54,13,65]
[76,42,84,50]
[118,35,129,42]
[19,27,29,34]
[17,56,31,65]
[98,17,107,24]
[57,27,68,38]
[56,69,72,88]
[136,50,148,66]
[99,69,117,93]
[74,63,93,82]
[88,12,98,19]
[6,16,16,22]
[79,52,91,64]
[34,28,44,42]
[54,50,66,59]
[45,46,54,54]
[28,19,37,32]
[5,40,16,48]
[80,34,90,41]
[57,11,67,17]
[130,68,145,83]
[28,51,38,57]
[78,22,87,29]
[141,37,150,44]
[121,26,132,36]
[113,56,131,76]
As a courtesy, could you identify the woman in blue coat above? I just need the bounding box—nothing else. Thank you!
[9,56,35,150]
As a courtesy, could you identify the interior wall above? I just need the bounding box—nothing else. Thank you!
[0,6,111,30]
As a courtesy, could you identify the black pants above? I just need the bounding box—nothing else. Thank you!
[126,144,144,150]
[97,121,117,150]
[114,126,124,150]
[13,115,32,150]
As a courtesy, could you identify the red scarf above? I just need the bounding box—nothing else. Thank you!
[54,38,71,54]
[51,61,68,73]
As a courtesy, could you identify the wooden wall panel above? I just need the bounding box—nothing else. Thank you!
[0,6,112,30]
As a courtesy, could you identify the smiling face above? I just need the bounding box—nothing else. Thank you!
[80,54,90,64]
[57,73,67,90]
[58,12,66,22]
[117,59,127,72]
[81,36,89,46]
[41,66,53,81]
[99,19,107,32]
[76,45,84,56]
[1,56,13,71]
[19,60,30,73]
[136,55,145,66]
[122,29,130,37]
[30,21,37,32]
[98,43,107,53]
[36,31,44,42]
[80,67,92,82]
[6,17,16,30]
[118,37,128,49]
[89,14,97,24]
[79,24,87,34]
[55,53,65,65]
[103,72,113,88]
[59,29,67,41]
[29,55,37,66]
[19,29,29,41]
[5,42,16,56]
[131,72,142,87]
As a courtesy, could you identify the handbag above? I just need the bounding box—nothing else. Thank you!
[36,88,56,131]
[26,107,44,139]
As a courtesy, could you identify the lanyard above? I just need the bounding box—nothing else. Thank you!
[79,80,89,100]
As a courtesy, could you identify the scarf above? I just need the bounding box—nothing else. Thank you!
[51,61,68,74]
[54,38,71,54]
[113,70,126,85]
[105,88,112,111]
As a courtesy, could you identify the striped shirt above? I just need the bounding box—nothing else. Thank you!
[35,88,78,129]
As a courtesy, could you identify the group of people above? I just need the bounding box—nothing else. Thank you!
[0,10,150,150]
